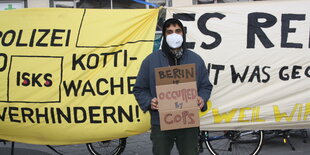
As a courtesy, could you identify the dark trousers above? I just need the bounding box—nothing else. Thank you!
[150,125,199,155]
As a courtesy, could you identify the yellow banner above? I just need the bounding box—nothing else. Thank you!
[0,8,159,145]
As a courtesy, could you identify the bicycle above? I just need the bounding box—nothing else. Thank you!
[199,130,264,155]
[263,129,308,151]
[88,130,264,155]
[86,138,127,155]
[1,138,127,155]
[0,139,64,155]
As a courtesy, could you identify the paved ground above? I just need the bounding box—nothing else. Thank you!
[0,129,309,155]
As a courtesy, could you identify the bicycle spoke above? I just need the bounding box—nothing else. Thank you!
[87,138,126,155]
[205,130,263,155]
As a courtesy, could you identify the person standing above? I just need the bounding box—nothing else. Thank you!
[133,18,213,155]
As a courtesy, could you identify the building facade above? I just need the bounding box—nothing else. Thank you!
[0,0,283,10]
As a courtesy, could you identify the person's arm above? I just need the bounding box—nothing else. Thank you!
[197,60,213,112]
[133,58,153,113]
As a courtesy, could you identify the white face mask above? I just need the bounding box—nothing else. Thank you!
[166,33,183,49]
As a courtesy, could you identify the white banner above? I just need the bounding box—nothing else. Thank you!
[166,0,310,130]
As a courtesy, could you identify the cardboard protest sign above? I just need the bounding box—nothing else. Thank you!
[155,64,200,130]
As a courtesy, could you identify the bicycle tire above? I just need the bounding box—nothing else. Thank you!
[205,130,264,155]
[86,138,127,155]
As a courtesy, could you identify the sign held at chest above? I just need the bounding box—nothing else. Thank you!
[155,64,200,131]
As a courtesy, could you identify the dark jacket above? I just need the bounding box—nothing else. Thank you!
[133,49,213,126]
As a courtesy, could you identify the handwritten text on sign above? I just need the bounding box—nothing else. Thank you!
[155,64,199,130]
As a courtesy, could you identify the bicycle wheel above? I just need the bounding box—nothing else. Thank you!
[87,138,127,155]
[205,130,264,155]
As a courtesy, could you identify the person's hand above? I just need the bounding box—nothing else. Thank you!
[150,98,159,110]
[197,96,204,110]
